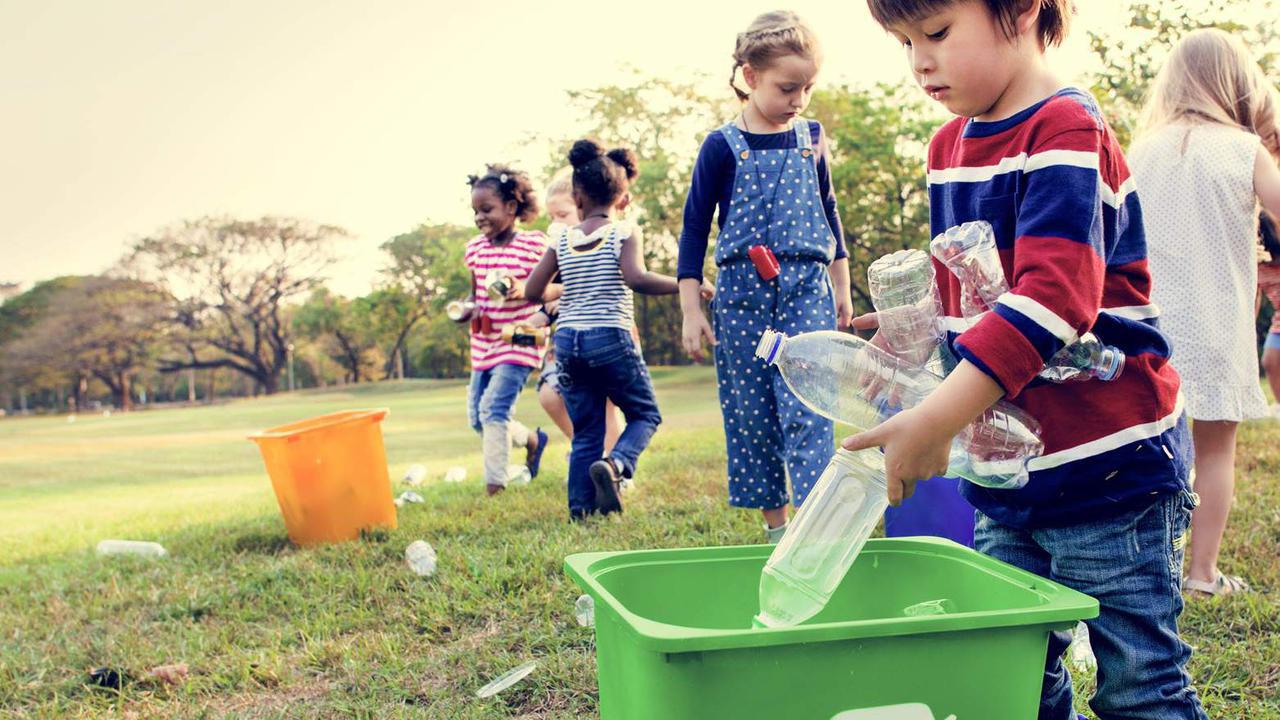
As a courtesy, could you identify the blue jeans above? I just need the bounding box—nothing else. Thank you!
[467,363,534,486]
[555,327,661,514]
[975,489,1206,720]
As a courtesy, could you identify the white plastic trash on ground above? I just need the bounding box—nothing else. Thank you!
[403,464,428,486]
[405,540,437,576]
[96,540,167,558]
[476,661,537,698]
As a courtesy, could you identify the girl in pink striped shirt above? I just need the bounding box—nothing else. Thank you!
[464,164,559,495]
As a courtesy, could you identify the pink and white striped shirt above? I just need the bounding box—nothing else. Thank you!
[464,230,549,371]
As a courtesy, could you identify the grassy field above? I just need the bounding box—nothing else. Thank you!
[1,369,1276,718]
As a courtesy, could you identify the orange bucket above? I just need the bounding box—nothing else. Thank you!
[248,408,396,546]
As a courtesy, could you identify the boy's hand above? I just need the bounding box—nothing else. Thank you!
[505,280,526,301]
[841,407,952,506]
[682,310,716,362]
[851,311,879,332]
[699,280,716,301]
[835,293,854,330]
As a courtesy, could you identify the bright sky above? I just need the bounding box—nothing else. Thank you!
[0,0,1126,296]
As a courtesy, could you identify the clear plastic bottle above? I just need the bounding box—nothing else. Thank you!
[930,221,1125,383]
[1041,333,1125,382]
[405,540,438,576]
[756,328,1042,489]
[755,448,888,628]
[95,540,167,558]
[867,249,945,366]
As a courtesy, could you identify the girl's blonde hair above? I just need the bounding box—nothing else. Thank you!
[730,11,821,102]
[1138,27,1279,159]
[546,167,573,199]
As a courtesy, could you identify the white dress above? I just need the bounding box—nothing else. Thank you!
[1130,122,1267,421]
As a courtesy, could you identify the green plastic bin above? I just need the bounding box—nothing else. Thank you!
[565,537,1097,720]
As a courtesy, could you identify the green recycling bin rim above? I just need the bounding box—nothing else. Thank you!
[564,536,1098,654]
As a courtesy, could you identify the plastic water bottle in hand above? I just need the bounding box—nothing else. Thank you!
[930,221,1125,382]
[867,249,945,366]
[755,448,889,628]
[756,329,1042,489]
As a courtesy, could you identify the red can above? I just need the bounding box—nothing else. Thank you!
[748,245,781,281]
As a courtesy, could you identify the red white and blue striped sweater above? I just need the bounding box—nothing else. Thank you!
[928,88,1191,529]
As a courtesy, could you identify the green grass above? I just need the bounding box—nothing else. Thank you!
[1,370,1277,718]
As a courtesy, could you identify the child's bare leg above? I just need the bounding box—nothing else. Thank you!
[762,505,787,529]
[1262,347,1280,402]
[539,383,574,439]
[604,400,622,455]
[1187,419,1239,583]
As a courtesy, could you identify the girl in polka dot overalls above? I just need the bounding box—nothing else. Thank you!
[676,11,853,541]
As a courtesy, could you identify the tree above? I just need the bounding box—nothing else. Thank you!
[375,224,473,379]
[2,277,168,411]
[126,216,347,394]
[294,288,381,384]
[1088,0,1278,146]
[809,83,945,313]
[0,277,87,410]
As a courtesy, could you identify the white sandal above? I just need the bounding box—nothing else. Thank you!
[1184,572,1250,596]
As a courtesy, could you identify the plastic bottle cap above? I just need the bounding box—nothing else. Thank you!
[752,611,783,629]
[754,329,784,365]
[1097,349,1125,382]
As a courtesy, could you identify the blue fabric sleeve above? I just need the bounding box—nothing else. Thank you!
[676,133,732,281]
[813,123,847,261]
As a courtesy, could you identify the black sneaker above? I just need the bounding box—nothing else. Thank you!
[589,458,623,515]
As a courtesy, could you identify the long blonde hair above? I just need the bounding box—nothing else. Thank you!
[1138,27,1279,159]
[729,11,822,102]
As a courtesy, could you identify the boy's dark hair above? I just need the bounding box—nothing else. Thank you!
[567,139,639,207]
[1262,211,1280,264]
[467,164,539,222]
[866,0,1074,48]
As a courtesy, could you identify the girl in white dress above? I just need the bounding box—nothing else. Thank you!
[1130,28,1280,596]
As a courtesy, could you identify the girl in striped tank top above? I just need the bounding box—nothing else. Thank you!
[464,164,556,496]
[526,140,713,520]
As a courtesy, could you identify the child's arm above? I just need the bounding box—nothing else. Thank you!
[523,248,559,304]
[828,257,853,329]
[1256,145,1280,217]
[619,227,678,295]
[679,279,716,362]
[676,134,729,362]
[843,361,1004,505]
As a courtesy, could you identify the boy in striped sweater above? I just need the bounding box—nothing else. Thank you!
[850,2,1206,718]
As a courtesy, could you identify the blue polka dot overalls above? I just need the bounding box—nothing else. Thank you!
[713,119,837,510]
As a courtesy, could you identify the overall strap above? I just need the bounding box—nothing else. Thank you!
[793,118,812,149]
[718,122,750,161]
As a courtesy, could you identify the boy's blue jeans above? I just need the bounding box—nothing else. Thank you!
[975,488,1207,720]
[554,327,661,514]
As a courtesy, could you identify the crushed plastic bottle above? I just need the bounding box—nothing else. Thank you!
[1069,621,1097,673]
[1041,333,1125,382]
[930,221,1125,383]
[506,464,531,485]
[755,448,889,628]
[404,540,438,576]
[403,464,427,486]
[902,598,957,617]
[574,594,595,627]
[394,491,425,507]
[95,540,168,558]
[756,328,1043,489]
[444,466,467,483]
[476,660,537,698]
[868,249,945,366]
